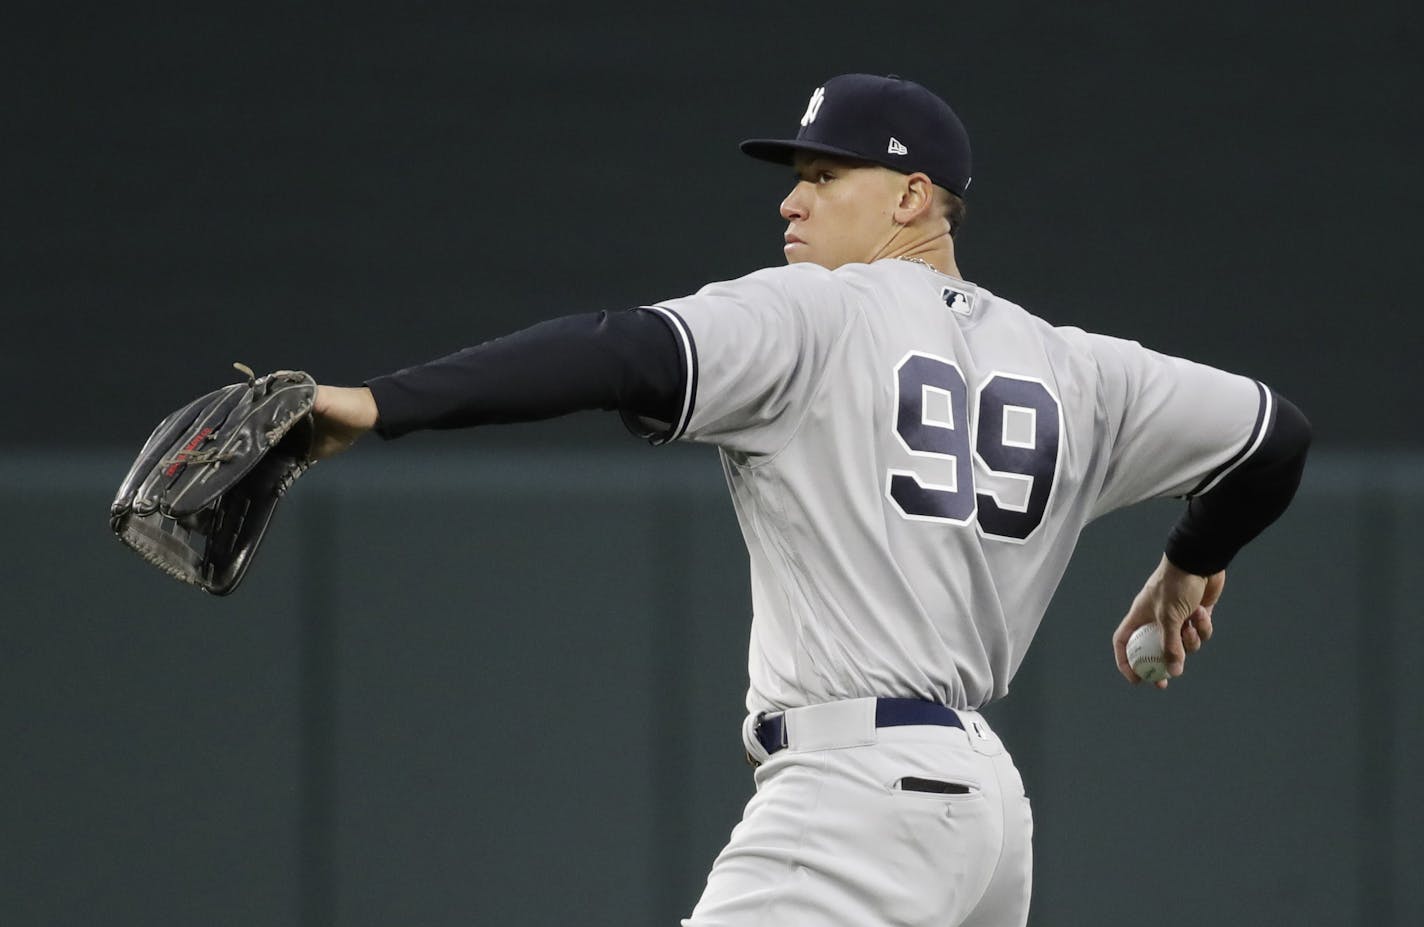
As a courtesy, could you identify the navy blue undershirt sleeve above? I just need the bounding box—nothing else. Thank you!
[1164,391,1311,575]
[364,308,685,439]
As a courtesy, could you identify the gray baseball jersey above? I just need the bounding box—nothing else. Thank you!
[641,259,1268,714]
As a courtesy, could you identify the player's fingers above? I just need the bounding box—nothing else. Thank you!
[1181,621,1202,654]
[1158,613,1188,677]
[1191,607,1214,643]
[1113,613,1144,684]
[1201,570,1226,608]
[1114,636,1140,684]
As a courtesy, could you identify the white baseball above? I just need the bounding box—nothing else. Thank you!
[1126,624,1169,683]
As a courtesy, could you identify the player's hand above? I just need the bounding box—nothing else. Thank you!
[310,385,379,460]
[1112,555,1225,689]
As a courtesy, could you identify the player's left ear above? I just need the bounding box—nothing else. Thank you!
[891,172,936,225]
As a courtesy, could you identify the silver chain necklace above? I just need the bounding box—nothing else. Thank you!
[898,256,939,272]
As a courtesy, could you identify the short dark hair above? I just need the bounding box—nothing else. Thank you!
[937,187,967,239]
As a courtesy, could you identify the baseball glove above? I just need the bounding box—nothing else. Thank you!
[110,364,318,596]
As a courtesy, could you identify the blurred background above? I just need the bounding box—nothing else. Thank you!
[3,2,1419,925]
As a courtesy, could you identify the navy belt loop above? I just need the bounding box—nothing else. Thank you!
[753,698,963,759]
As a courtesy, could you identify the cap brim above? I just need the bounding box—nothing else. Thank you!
[739,138,876,166]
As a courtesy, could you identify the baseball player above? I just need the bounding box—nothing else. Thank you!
[309,74,1310,926]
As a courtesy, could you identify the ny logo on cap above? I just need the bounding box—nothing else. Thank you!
[800,86,826,127]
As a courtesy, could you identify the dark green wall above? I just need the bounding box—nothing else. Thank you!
[4,1,1420,449]
[2,451,1420,926]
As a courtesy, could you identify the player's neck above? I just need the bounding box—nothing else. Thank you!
[886,243,960,278]
[874,228,960,278]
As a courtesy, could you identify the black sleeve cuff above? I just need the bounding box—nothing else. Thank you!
[618,306,698,445]
[1164,390,1312,574]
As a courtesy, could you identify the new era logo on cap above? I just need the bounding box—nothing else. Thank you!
[740,74,973,197]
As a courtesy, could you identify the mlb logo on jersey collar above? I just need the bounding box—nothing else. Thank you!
[942,286,974,315]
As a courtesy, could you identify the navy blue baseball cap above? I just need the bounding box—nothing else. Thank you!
[741,74,973,197]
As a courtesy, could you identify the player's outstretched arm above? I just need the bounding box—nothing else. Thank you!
[304,309,686,461]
